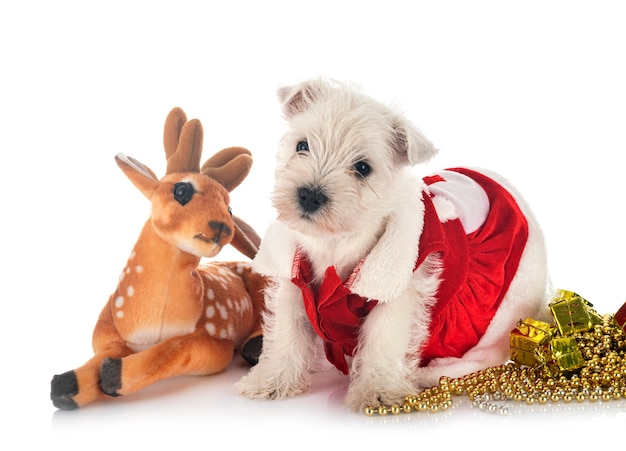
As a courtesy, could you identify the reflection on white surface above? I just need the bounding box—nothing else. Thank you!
[50,362,626,445]
[42,358,626,448]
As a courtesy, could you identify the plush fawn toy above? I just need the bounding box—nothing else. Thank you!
[51,107,268,410]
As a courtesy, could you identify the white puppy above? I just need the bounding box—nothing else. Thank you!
[236,78,552,412]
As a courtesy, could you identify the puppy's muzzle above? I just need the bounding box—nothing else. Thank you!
[298,186,328,214]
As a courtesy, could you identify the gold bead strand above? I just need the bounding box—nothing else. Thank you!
[364,309,626,416]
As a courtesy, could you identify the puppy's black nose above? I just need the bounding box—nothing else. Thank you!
[298,187,328,213]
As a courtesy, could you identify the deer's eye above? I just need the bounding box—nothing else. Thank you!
[173,182,195,206]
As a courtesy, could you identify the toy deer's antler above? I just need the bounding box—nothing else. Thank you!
[164,107,202,174]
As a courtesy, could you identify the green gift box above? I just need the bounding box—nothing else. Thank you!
[550,337,585,372]
[535,336,585,377]
[549,290,601,335]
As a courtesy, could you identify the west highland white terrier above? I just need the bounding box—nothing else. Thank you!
[236,77,552,412]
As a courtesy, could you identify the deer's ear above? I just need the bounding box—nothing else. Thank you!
[230,216,261,260]
[115,153,160,199]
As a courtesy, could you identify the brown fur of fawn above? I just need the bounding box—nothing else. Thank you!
[51,107,268,410]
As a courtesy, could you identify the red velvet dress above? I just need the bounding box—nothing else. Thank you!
[290,168,529,374]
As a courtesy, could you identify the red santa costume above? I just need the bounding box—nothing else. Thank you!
[258,168,529,375]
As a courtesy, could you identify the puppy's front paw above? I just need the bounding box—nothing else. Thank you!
[344,387,408,413]
[235,364,310,400]
[344,377,414,412]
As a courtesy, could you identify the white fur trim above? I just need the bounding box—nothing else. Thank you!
[430,196,457,223]
[252,220,298,279]
[349,174,424,302]
[427,169,490,234]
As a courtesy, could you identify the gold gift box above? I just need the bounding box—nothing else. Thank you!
[549,289,601,336]
[510,318,554,367]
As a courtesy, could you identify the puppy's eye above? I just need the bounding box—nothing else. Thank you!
[173,182,195,206]
[353,160,371,178]
[296,141,309,152]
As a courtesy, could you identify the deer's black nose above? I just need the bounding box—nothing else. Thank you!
[298,187,328,213]
[209,221,232,243]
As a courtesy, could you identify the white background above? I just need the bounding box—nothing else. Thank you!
[2,1,625,448]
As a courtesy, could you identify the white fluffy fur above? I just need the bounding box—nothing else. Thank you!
[236,78,552,412]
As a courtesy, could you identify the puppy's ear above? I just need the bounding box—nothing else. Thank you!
[278,80,323,117]
[392,118,438,166]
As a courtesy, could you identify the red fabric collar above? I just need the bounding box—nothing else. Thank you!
[291,250,377,374]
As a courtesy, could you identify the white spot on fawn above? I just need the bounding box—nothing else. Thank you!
[205,322,216,335]
[115,296,124,308]
[216,302,229,319]
[207,288,215,300]
[206,305,215,318]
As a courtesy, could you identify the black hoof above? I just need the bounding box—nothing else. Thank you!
[51,371,79,410]
[99,358,122,397]
[241,335,263,366]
